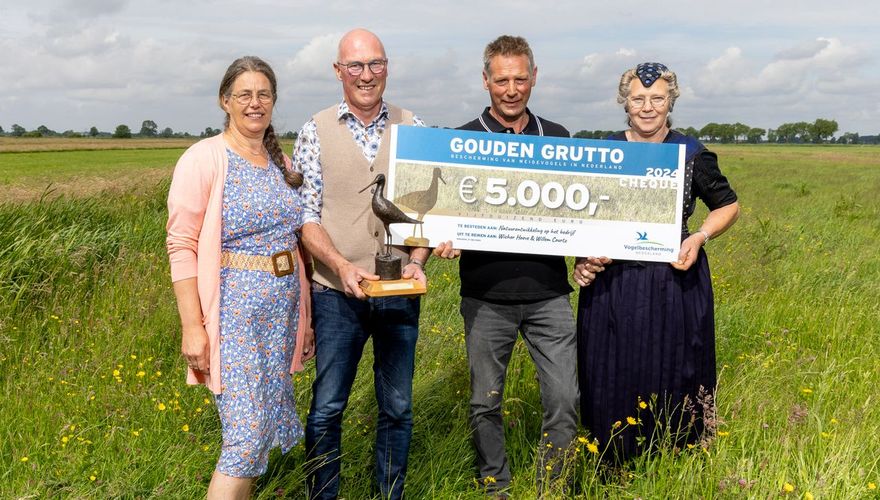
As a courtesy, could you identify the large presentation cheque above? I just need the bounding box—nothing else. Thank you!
[386,125,686,262]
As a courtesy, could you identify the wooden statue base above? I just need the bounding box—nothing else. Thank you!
[403,236,430,248]
[359,278,427,297]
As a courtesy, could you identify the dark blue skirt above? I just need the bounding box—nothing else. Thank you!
[576,248,717,462]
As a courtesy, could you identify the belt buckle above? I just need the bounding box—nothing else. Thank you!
[271,250,295,277]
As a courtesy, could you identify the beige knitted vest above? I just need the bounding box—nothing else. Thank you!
[311,103,415,291]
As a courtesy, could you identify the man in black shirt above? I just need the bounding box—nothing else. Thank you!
[448,35,579,496]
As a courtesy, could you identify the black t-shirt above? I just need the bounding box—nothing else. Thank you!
[457,107,573,302]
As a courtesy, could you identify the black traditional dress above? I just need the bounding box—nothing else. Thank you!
[576,130,737,461]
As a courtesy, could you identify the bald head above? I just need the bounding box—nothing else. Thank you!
[338,28,386,61]
[334,28,388,124]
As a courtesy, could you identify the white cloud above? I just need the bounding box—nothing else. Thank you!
[1,2,879,134]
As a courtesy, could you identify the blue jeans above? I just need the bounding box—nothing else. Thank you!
[305,284,420,500]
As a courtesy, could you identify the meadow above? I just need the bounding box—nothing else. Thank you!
[1,140,878,499]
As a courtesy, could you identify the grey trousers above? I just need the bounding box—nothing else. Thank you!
[461,295,578,491]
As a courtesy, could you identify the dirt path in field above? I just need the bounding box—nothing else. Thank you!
[0,167,171,203]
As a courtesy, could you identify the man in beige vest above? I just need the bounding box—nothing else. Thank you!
[292,28,430,500]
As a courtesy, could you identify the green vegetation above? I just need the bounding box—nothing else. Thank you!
[1,144,878,498]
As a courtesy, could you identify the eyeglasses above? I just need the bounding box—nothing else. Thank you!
[336,59,387,76]
[628,95,668,109]
[230,91,274,105]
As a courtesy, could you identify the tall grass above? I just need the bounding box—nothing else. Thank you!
[0,144,878,498]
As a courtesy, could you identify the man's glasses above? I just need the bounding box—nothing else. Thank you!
[230,91,274,105]
[336,59,388,76]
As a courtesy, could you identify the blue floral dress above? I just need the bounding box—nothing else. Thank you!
[216,149,304,477]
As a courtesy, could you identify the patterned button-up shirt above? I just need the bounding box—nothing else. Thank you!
[292,100,425,225]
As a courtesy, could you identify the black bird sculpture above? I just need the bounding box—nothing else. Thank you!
[359,173,423,256]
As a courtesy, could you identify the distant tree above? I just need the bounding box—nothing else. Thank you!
[746,128,765,143]
[282,130,298,140]
[811,118,838,143]
[37,125,56,136]
[89,126,99,137]
[573,130,591,139]
[839,132,859,145]
[0,125,4,135]
[113,124,132,138]
[700,123,720,142]
[793,122,813,143]
[140,120,158,137]
[62,130,83,138]
[23,130,42,137]
[200,127,221,138]
[160,127,174,138]
[11,124,26,137]
[676,126,699,138]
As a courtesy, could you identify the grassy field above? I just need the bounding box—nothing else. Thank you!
[1,140,879,498]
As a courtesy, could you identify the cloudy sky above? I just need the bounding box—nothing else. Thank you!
[1,0,878,136]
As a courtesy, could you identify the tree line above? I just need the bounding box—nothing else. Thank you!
[1,120,302,141]
[3,118,875,144]
[573,118,877,144]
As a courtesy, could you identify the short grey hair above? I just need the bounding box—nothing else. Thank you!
[483,35,535,75]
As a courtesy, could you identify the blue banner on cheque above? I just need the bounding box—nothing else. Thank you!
[386,125,686,262]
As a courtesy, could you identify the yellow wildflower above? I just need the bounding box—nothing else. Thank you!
[112,370,120,377]
[203,445,210,452]
[639,401,647,410]
[157,403,166,411]
[612,420,622,429]
[483,476,497,485]
[626,416,638,426]
[577,436,589,445]
[61,436,69,443]
[801,388,813,395]
[783,482,795,493]
[20,457,28,462]
[136,371,146,377]
[155,371,162,377]
[90,475,96,481]
[830,418,838,425]
[182,424,190,432]
[805,492,814,500]
[204,398,212,405]
[868,482,876,490]
[132,430,140,437]
[587,442,599,454]
[130,354,137,359]
[821,432,830,438]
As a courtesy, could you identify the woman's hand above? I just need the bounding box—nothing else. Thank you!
[301,326,316,362]
[181,324,210,373]
[670,233,704,271]
[574,256,612,287]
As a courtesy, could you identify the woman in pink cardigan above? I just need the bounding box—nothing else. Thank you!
[166,56,313,499]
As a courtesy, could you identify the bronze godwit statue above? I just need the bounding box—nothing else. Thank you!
[395,167,445,241]
[359,173,423,257]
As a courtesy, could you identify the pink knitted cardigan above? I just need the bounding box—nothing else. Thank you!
[166,134,311,394]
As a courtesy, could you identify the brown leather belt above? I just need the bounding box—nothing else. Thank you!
[220,250,296,277]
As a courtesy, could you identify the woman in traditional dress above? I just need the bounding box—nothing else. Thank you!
[575,62,740,462]
[166,56,313,498]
